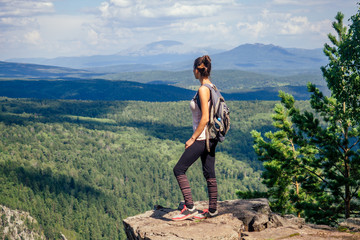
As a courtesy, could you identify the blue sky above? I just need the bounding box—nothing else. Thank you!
[0,0,357,60]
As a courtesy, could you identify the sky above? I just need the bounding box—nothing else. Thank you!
[0,0,357,60]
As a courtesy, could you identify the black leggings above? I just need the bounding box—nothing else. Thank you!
[173,139,218,211]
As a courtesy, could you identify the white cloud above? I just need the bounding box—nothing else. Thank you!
[37,15,89,39]
[172,21,231,34]
[272,0,301,4]
[98,0,225,23]
[24,30,42,44]
[0,16,37,28]
[272,0,333,6]
[233,6,339,50]
[310,19,332,34]
[0,0,54,34]
[237,21,266,38]
[166,3,220,17]
[87,28,99,45]
[0,0,54,17]
[244,9,331,36]
[110,0,132,8]
[88,0,240,50]
[280,16,309,35]
[0,0,356,59]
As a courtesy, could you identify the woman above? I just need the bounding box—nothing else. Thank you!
[172,55,218,221]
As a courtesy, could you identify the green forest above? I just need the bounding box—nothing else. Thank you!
[0,97,277,239]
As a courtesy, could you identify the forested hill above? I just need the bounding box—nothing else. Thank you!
[0,80,196,101]
[0,79,317,101]
[0,60,327,101]
[0,97,274,238]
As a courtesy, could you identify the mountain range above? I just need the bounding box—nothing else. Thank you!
[1,42,330,101]
[7,41,327,73]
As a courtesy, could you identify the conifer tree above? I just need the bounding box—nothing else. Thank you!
[301,10,360,220]
[252,7,360,223]
[251,91,317,217]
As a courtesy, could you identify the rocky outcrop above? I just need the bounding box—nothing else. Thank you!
[123,198,360,240]
[0,205,46,240]
[340,218,360,232]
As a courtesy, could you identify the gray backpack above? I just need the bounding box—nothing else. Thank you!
[196,84,230,151]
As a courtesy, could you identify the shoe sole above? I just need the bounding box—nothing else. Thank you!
[172,212,198,221]
[194,213,218,220]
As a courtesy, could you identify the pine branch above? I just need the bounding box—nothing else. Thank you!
[302,166,329,185]
[350,185,360,199]
[349,138,359,150]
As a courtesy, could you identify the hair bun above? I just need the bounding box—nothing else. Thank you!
[193,55,212,77]
[203,55,211,64]
[197,63,206,69]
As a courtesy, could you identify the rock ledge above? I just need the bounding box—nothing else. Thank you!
[123,198,360,240]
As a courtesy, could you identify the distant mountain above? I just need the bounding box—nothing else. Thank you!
[7,42,327,72]
[7,40,223,70]
[211,43,327,71]
[1,42,330,101]
[0,61,326,99]
[7,52,198,70]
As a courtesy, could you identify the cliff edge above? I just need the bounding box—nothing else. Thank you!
[123,198,360,240]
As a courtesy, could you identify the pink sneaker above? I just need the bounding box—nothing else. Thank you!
[194,209,218,219]
[172,205,197,221]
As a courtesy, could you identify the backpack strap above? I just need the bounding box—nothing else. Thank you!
[195,92,201,110]
[195,83,216,110]
[205,127,211,152]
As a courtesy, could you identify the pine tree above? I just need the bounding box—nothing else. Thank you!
[252,7,360,223]
[251,91,319,218]
[301,10,360,220]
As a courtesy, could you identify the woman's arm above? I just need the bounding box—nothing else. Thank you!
[185,85,210,148]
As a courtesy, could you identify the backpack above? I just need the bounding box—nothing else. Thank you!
[196,83,230,152]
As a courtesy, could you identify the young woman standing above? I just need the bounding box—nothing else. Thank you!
[172,55,218,221]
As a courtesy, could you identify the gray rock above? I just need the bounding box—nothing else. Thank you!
[0,205,46,240]
[123,198,304,240]
[250,214,269,231]
[339,217,360,232]
[283,214,306,227]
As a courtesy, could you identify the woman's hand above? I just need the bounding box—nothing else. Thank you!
[185,137,195,149]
